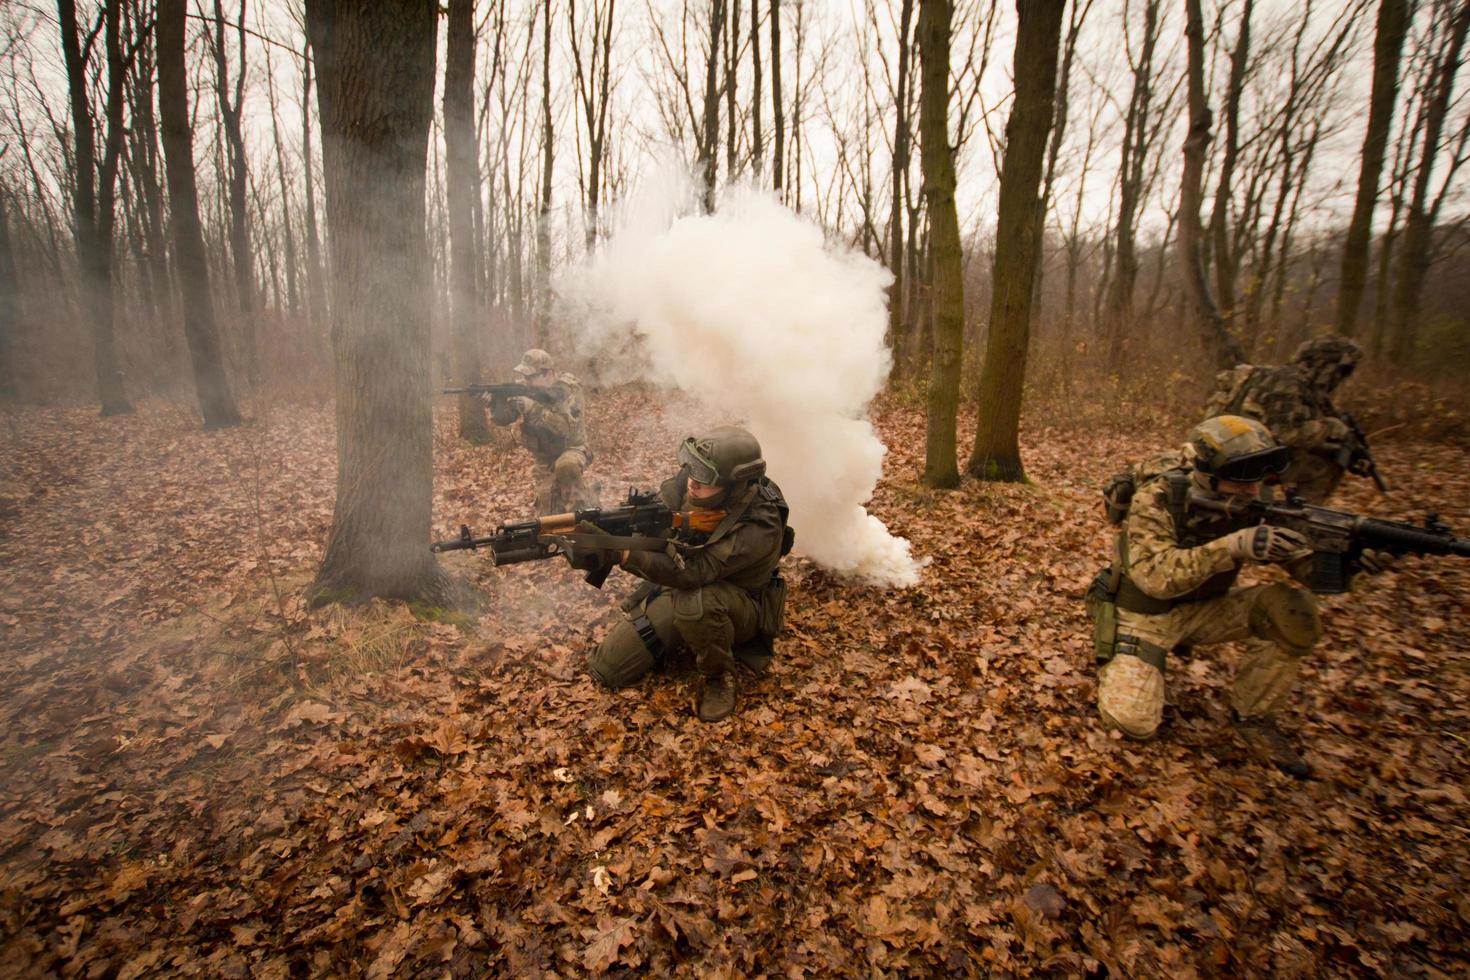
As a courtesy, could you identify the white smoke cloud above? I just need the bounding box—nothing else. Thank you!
[559,171,921,588]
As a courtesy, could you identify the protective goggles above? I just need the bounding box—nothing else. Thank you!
[678,437,722,486]
[1203,445,1291,483]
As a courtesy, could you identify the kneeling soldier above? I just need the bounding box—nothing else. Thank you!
[586,426,792,722]
[1093,415,1328,777]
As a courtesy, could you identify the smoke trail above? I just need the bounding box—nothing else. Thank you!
[559,174,921,588]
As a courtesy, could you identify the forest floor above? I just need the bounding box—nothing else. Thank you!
[1,388,1468,978]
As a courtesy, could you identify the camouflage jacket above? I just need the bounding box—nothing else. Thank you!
[491,373,590,465]
[1122,472,1312,602]
[620,474,787,593]
[1204,364,1343,455]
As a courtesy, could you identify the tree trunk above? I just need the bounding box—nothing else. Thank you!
[157,0,242,429]
[301,48,328,336]
[211,0,260,384]
[1207,0,1251,325]
[536,0,553,342]
[264,45,301,318]
[967,0,1065,483]
[1180,0,1244,371]
[887,0,916,380]
[58,0,132,416]
[751,0,764,176]
[0,184,17,402]
[446,0,490,442]
[918,0,963,489]
[771,0,784,196]
[701,0,728,212]
[1389,0,1470,365]
[1337,0,1411,337]
[306,0,450,605]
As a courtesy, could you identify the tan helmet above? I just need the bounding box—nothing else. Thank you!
[513,349,555,377]
[678,426,766,488]
[1291,334,1361,390]
[1188,415,1290,484]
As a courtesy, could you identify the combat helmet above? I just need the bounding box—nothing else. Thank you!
[1291,334,1361,391]
[678,426,766,488]
[513,349,555,378]
[1187,415,1290,488]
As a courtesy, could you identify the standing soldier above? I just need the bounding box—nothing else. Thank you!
[579,426,793,722]
[1090,415,1393,778]
[1204,335,1368,503]
[488,349,598,515]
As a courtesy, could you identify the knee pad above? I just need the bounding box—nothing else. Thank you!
[1097,654,1164,740]
[554,455,581,485]
[1248,583,1321,656]
[586,621,655,689]
[671,588,704,624]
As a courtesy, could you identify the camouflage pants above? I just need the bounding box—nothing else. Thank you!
[586,582,761,688]
[1279,453,1344,505]
[1096,582,1321,739]
[533,449,598,516]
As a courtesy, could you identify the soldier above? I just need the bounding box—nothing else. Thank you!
[1203,334,1365,502]
[579,426,792,722]
[1092,415,1392,778]
[487,349,598,515]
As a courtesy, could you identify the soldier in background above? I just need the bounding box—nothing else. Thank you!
[1204,335,1366,503]
[1090,415,1394,778]
[488,349,599,515]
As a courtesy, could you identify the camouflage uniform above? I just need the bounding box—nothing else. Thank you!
[587,471,789,690]
[1203,335,1363,503]
[490,353,598,515]
[1097,472,1321,740]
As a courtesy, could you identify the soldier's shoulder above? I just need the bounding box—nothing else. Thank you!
[556,372,582,388]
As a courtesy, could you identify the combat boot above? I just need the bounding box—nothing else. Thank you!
[1232,713,1312,779]
[696,671,738,722]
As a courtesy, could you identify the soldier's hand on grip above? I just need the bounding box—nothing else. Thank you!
[1357,549,1397,575]
[1227,525,1312,563]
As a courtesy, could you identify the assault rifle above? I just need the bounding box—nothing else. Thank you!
[441,382,559,406]
[430,488,724,588]
[1335,412,1389,493]
[1189,490,1470,594]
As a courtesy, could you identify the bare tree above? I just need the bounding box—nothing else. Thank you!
[884,0,916,378]
[447,0,490,441]
[58,0,132,415]
[1338,0,1413,336]
[306,0,450,605]
[919,0,962,488]
[300,37,327,334]
[536,0,553,342]
[701,0,728,211]
[0,173,16,402]
[1180,0,1245,369]
[1389,0,1470,363]
[771,0,784,196]
[1207,0,1252,326]
[156,0,241,428]
[968,0,1065,483]
[568,0,617,245]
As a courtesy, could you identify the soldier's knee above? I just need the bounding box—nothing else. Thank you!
[586,621,655,689]
[1249,583,1321,656]
[1097,652,1165,740]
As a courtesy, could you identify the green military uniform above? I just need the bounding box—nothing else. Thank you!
[586,427,791,722]
[489,350,598,515]
[1203,335,1363,503]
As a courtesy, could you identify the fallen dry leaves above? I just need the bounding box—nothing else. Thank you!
[0,388,1467,976]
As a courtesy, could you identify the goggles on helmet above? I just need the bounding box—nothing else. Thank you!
[678,437,722,486]
[1200,445,1291,483]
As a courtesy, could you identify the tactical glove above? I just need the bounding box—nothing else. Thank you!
[1227,525,1312,563]
[1313,417,1352,449]
[1357,549,1397,575]
[563,520,618,573]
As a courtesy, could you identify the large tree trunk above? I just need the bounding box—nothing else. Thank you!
[301,48,328,336]
[306,0,449,605]
[58,0,132,416]
[157,0,242,430]
[446,0,490,442]
[967,0,1065,483]
[1389,0,1470,365]
[1337,0,1411,337]
[1180,0,1244,371]
[918,0,962,489]
[0,184,17,402]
